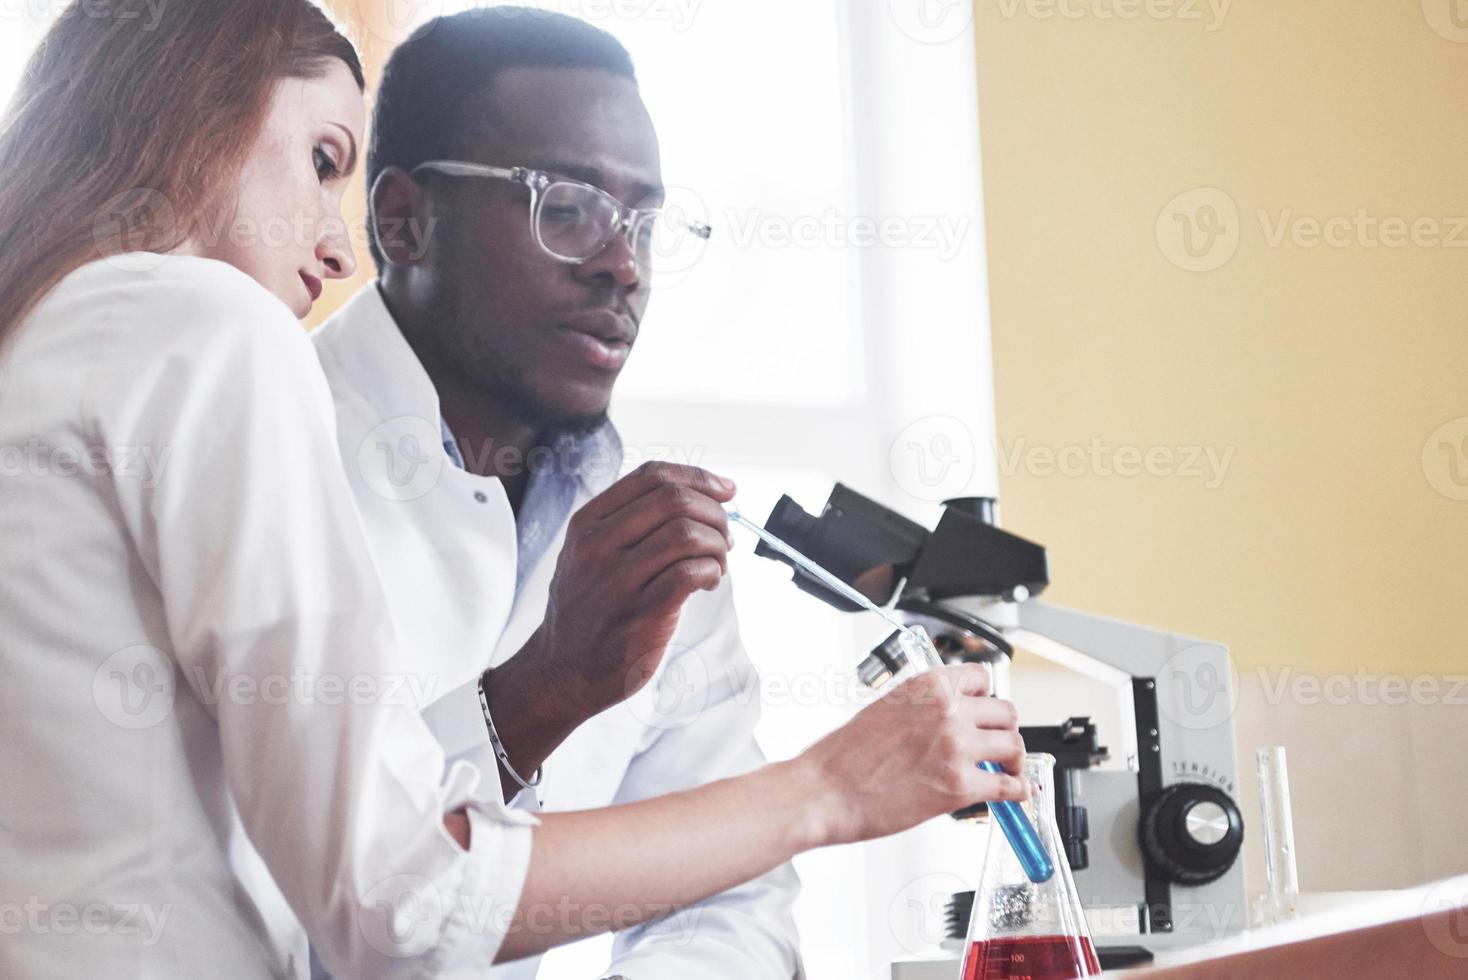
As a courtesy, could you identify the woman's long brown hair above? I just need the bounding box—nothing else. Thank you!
[0,0,365,347]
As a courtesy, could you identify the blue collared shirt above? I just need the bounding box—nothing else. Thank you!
[440,417,623,593]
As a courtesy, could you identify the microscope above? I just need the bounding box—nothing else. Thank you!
[751,485,1247,976]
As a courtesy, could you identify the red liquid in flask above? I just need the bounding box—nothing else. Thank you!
[961,935,1102,980]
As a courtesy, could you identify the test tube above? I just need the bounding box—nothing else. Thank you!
[728,509,1054,883]
[1256,746,1299,923]
[892,627,1053,883]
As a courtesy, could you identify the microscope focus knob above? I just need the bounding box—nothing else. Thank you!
[1139,783,1243,885]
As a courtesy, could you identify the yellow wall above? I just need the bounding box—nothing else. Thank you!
[975,0,1468,676]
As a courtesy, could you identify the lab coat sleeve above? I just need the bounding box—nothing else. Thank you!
[89,262,535,979]
[601,578,804,980]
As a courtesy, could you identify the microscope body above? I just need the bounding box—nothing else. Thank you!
[754,486,1246,972]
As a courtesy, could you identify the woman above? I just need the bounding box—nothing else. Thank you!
[0,2,1029,977]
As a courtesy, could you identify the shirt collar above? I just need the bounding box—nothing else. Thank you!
[312,282,447,450]
[314,282,623,493]
[439,413,623,495]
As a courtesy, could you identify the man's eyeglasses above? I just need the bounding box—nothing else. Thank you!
[412,160,712,272]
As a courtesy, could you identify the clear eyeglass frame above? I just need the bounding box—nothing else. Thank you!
[411,159,713,268]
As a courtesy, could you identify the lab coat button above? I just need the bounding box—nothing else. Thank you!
[474,491,488,504]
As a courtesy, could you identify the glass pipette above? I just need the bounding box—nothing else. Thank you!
[726,508,1055,883]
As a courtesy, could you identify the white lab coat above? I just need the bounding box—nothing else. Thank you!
[311,284,804,980]
[0,256,535,979]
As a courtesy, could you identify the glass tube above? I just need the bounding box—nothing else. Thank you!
[1255,746,1299,924]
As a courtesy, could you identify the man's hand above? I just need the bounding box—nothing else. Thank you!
[539,460,737,712]
[482,462,737,798]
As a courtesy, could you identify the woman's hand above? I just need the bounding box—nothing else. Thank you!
[793,663,1029,847]
[499,662,1027,960]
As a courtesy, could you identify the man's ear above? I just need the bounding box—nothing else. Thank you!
[371,166,436,268]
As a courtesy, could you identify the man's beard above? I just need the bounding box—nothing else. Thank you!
[478,356,610,439]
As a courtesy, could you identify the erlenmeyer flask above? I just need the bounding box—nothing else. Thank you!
[961,753,1100,980]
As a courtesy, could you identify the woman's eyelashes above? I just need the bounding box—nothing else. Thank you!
[313,144,342,182]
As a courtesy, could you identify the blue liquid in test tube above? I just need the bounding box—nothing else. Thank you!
[979,762,1054,883]
[727,508,1055,884]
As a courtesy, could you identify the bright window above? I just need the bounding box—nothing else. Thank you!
[419,4,1001,979]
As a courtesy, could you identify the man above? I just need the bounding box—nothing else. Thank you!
[311,9,802,979]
